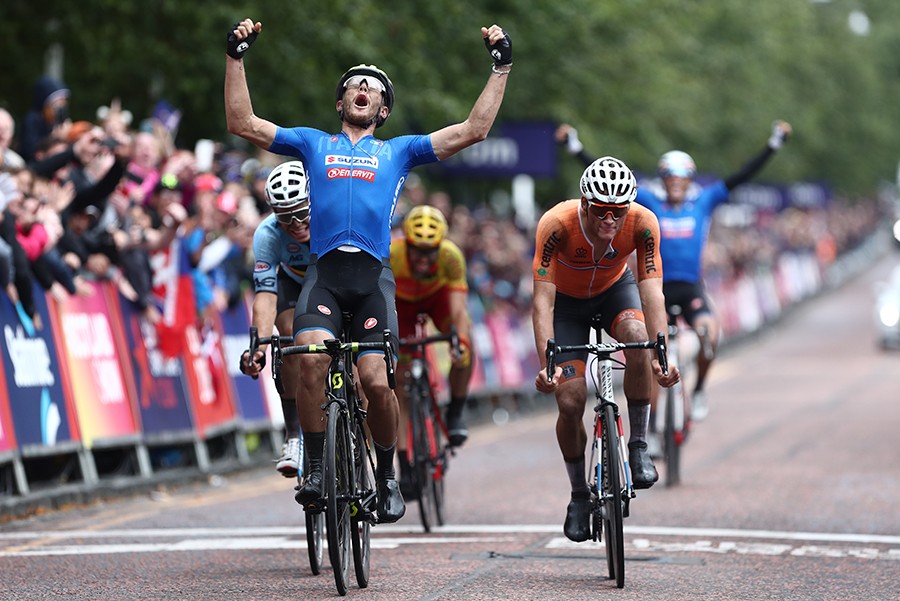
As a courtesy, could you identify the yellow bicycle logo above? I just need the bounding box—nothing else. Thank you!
[331,372,343,389]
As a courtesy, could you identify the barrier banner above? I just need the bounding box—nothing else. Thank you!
[118,296,195,435]
[0,350,15,453]
[484,310,526,388]
[219,299,269,422]
[0,285,78,447]
[48,281,139,447]
[181,316,238,436]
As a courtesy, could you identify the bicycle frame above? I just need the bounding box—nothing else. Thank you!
[589,352,636,501]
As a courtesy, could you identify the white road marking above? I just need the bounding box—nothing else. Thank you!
[0,536,513,557]
[2,524,897,544]
[0,524,896,559]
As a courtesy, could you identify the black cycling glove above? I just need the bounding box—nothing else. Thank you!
[239,349,265,378]
[227,23,258,60]
[484,32,513,66]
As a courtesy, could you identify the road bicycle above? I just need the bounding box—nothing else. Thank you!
[252,319,395,596]
[656,305,691,487]
[398,313,459,532]
[247,329,325,576]
[545,327,667,589]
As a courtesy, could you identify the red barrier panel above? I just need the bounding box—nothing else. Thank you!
[48,281,140,448]
[180,316,238,437]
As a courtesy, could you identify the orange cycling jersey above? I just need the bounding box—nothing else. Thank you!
[533,199,662,298]
[390,237,468,303]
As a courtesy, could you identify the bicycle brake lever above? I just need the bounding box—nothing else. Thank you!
[271,335,285,394]
[656,332,669,376]
[242,326,260,378]
[449,325,460,358]
[383,329,396,390]
[545,339,556,383]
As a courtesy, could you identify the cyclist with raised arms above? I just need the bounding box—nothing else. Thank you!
[533,157,680,543]
[556,120,792,421]
[225,18,512,523]
[239,161,312,480]
[389,205,473,495]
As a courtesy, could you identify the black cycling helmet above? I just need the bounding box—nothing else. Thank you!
[335,64,395,128]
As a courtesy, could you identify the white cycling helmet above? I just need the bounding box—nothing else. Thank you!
[579,156,637,205]
[657,150,696,179]
[264,161,310,211]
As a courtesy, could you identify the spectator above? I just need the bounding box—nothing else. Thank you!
[0,108,26,174]
[18,76,71,163]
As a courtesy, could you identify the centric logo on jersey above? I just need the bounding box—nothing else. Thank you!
[364,317,378,330]
[254,261,271,272]
[317,305,332,316]
[286,243,301,253]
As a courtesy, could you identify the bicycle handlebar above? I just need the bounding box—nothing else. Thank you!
[399,325,460,358]
[250,327,397,391]
[545,332,669,383]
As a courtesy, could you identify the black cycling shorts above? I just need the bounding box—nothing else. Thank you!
[552,268,643,381]
[277,270,303,315]
[662,280,713,325]
[294,250,399,352]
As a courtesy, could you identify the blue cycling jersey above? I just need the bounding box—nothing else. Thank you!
[269,127,438,259]
[635,180,729,283]
[251,214,312,294]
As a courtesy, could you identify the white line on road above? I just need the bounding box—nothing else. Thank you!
[0,524,897,544]
[0,536,515,557]
[1,524,897,560]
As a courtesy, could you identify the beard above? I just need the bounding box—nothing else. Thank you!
[341,100,383,129]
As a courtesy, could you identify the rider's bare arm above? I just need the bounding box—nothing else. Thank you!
[430,25,510,160]
[224,19,277,150]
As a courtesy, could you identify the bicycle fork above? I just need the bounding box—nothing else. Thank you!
[596,359,636,499]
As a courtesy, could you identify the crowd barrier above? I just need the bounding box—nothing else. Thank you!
[0,276,543,509]
[0,281,291,505]
[0,232,885,512]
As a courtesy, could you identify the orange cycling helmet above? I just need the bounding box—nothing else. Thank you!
[403,205,447,248]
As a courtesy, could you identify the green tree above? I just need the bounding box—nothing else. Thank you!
[3,0,900,198]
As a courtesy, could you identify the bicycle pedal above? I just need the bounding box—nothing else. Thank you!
[304,498,326,514]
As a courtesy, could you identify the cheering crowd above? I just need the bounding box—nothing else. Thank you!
[0,76,883,343]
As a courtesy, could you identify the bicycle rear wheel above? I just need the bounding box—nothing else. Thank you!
[305,509,325,575]
[324,401,352,596]
[351,416,373,588]
[664,385,681,487]
[600,403,625,589]
[303,451,325,575]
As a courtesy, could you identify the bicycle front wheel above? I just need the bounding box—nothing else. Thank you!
[324,401,352,596]
[351,416,373,588]
[429,391,447,527]
[411,382,439,532]
[601,403,625,588]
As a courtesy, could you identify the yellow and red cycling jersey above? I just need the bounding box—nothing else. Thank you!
[390,238,468,303]
[390,237,471,366]
[533,199,663,298]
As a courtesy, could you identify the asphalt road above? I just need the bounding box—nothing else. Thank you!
[1,252,899,600]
